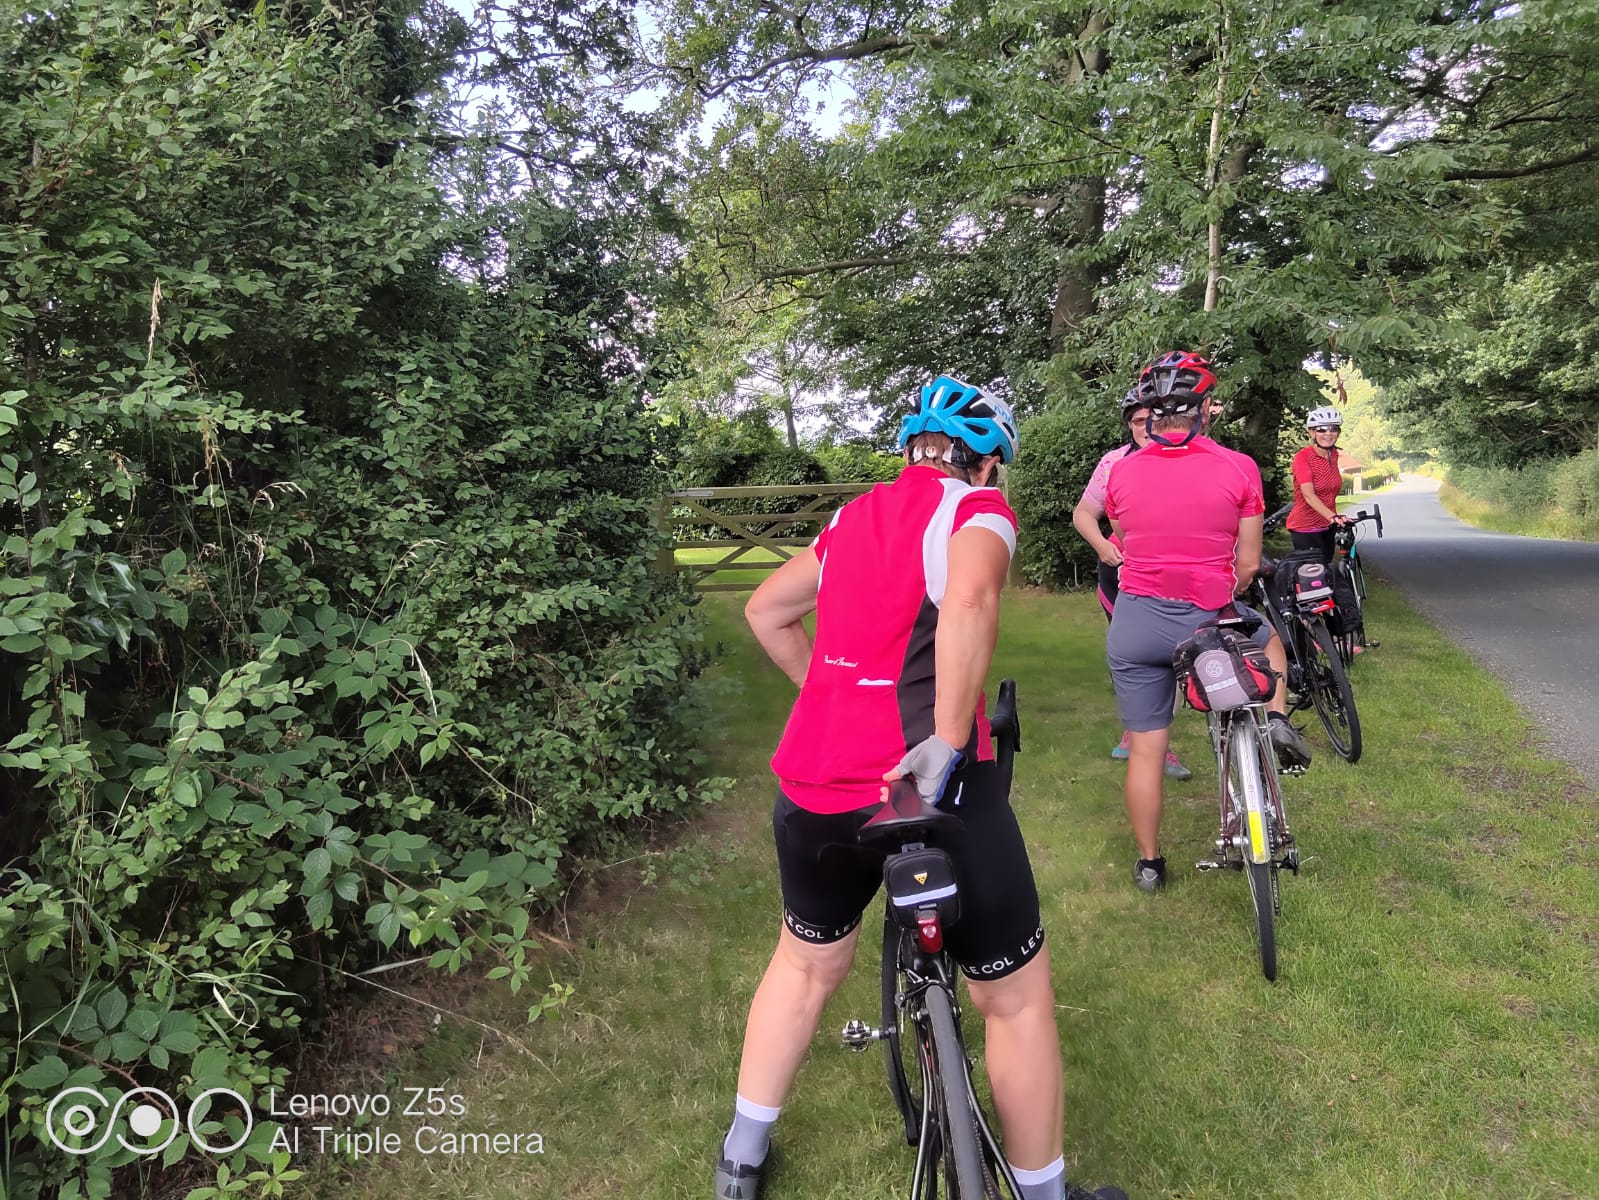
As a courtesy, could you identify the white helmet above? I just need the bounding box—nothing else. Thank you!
[1306,406,1343,429]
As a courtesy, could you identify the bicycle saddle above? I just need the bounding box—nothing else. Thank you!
[1210,604,1264,637]
[858,778,962,844]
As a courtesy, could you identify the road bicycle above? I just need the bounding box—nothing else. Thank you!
[841,681,1022,1199]
[1255,514,1362,762]
[1183,615,1301,981]
[1330,505,1383,663]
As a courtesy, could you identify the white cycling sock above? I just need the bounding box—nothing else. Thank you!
[721,1094,780,1167]
[1010,1155,1066,1200]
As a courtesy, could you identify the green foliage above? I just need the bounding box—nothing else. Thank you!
[814,440,901,484]
[1385,261,1599,468]
[0,2,714,1195]
[1449,451,1599,532]
[1008,402,1122,588]
[653,1,1599,478]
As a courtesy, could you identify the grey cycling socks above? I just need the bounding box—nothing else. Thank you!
[1010,1155,1066,1200]
[721,1094,780,1167]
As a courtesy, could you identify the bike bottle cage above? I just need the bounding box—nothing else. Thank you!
[884,847,961,931]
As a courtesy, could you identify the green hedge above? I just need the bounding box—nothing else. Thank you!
[1449,451,1599,532]
[1009,402,1123,589]
[0,8,716,1197]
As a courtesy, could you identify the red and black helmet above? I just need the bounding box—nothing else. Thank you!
[1137,350,1218,415]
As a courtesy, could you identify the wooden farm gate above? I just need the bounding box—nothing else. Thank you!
[658,483,873,592]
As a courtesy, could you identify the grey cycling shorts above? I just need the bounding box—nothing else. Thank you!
[1106,593,1271,732]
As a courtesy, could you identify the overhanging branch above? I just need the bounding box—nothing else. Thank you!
[1444,144,1597,181]
[664,33,952,100]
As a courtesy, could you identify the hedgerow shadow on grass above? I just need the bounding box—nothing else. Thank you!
[287,585,1597,1200]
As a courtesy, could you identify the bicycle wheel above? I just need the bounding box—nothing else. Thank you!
[925,984,998,1198]
[1305,618,1362,762]
[880,907,924,1146]
[1332,560,1365,663]
[1229,720,1279,981]
[1349,554,1368,606]
[1245,860,1278,982]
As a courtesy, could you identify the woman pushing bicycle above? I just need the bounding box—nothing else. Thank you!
[717,375,1124,1200]
[1103,352,1312,894]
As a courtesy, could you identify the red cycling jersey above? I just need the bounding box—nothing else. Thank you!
[1287,445,1342,532]
[770,465,1017,815]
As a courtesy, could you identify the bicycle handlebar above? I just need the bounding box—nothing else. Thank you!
[989,677,1021,762]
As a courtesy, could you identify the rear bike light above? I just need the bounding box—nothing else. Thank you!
[915,911,943,953]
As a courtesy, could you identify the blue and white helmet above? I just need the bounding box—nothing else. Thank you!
[896,375,1019,464]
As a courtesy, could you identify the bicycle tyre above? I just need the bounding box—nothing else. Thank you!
[1333,560,1364,664]
[1245,859,1278,982]
[1306,618,1362,762]
[1349,554,1368,606]
[880,907,923,1146]
[925,984,994,1198]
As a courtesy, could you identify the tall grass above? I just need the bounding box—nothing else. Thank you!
[285,584,1598,1200]
[1445,451,1599,540]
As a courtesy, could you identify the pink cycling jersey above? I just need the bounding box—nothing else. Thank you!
[1080,443,1140,514]
[1104,435,1264,610]
[771,465,1018,815]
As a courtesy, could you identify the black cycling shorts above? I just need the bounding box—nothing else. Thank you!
[772,761,1045,981]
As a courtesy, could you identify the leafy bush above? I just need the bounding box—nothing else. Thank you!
[1550,451,1599,524]
[1449,462,1559,510]
[1009,403,1123,588]
[0,6,716,1197]
[815,441,902,485]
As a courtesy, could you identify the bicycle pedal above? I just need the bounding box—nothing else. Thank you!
[1194,859,1225,872]
[1277,763,1307,777]
[840,1018,882,1051]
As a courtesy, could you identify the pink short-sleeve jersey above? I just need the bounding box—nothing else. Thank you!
[1080,444,1138,514]
[1104,436,1264,610]
[770,465,1018,814]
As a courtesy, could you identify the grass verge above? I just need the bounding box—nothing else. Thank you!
[1438,482,1599,543]
[283,583,1597,1200]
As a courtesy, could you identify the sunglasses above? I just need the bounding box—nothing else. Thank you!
[1310,426,1341,434]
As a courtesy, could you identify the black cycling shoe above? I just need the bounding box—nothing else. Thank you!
[1132,856,1167,893]
[1267,715,1311,773]
[1068,1185,1130,1200]
[714,1151,768,1200]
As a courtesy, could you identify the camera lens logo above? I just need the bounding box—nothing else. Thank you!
[45,1086,253,1157]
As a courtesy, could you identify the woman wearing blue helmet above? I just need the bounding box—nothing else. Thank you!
[719,374,1126,1200]
[896,374,1020,484]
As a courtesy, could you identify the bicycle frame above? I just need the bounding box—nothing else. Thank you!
[1203,705,1285,868]
[883,901,1019,1200]
[842,680,1025,1198]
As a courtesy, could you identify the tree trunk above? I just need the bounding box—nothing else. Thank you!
[1047,14,1110,355]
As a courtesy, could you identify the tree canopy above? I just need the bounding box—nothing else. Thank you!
[647,0,1599,468]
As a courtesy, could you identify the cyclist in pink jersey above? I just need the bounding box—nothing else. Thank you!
[1072,388,1192,779]
[715,376,1123,1200]
[1104,352,1309,893]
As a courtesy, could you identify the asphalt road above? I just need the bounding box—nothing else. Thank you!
[1353,474,1599,785]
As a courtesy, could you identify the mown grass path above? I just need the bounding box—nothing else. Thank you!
[293,585,1597,1200]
